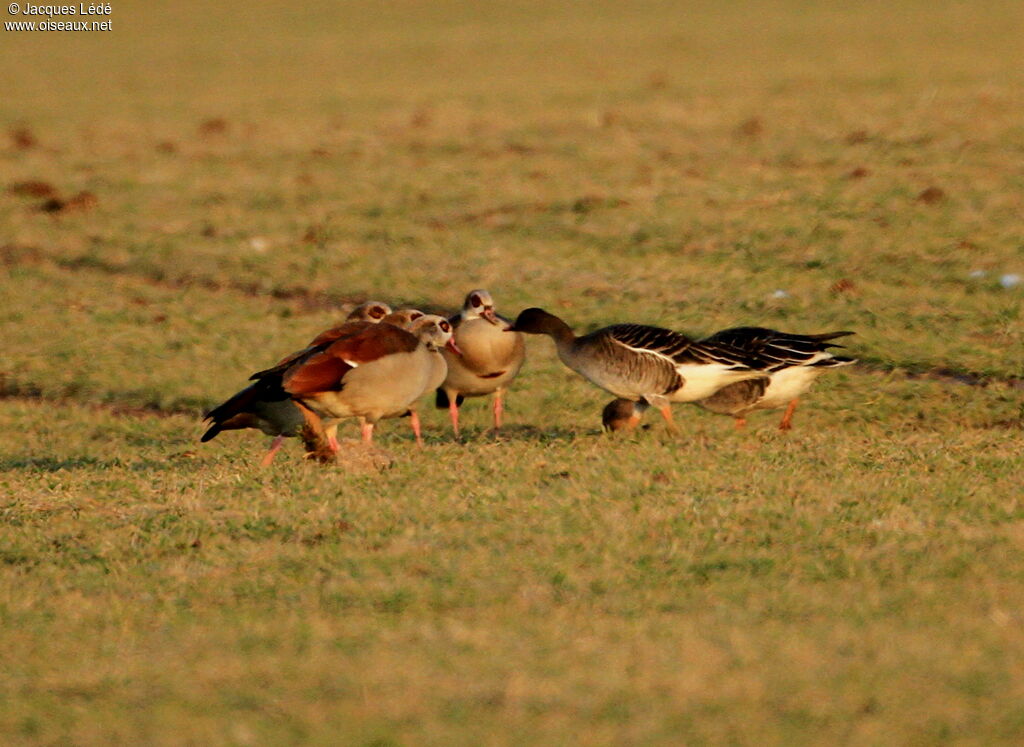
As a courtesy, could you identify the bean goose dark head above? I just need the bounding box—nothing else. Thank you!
[506,308,574,341]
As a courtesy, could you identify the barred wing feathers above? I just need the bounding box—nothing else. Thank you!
[605,324,769,370]
[701,327,856,370]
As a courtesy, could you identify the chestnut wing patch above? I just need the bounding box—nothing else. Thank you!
[307,320,377,348]
[283,325,418,396]
[251,322,382,380]
[284,353,355,395]
[332,324,418,364]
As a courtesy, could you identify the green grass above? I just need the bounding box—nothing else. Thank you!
[3,0,1024,743]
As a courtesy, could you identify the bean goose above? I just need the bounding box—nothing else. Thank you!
[507,308,775,432]
[601,397,649,432]
[695,327,855,429]
[602,327,856,432]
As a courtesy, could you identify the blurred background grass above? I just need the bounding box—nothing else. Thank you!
[4,1,1022,395]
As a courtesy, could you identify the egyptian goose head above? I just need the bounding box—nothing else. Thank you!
[461,289,501,325]
[346,301,393,322]
[382,308,425,329]
[409,314,461,354]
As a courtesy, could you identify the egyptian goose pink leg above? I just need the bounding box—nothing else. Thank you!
[448,399,461,439]
[323,424,341,453]
[360,418,374,444]
[260,435,285,467]
[409,410,425,448]
[734,417,747,430]
[778,399,798,431]
[492,389,504,430]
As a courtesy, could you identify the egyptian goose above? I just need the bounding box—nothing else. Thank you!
[507,308,775,432]
[243,308,430,450]
[267,306,423,376]
[201,300,392,465]
[381,308,425,328]
[435,290,525,438]
[601,328,856,432]
[277,314,458,450]
[347,301,393,323]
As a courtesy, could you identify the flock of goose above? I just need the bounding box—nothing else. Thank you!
[202,290,856,464]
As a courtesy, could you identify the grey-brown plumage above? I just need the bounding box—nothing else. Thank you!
[508,308,774,432]
[696,378,771,416]
[695,328,855,428]
[602,327,856,432]
[201,379,314,441]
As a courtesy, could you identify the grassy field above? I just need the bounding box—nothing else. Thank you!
[3,0,1024,743]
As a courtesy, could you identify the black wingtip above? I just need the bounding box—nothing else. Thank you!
[200,424,220,443]
[435,388,450,409]
[810,356,857,367]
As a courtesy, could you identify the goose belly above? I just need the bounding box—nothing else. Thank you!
[301,350,434,422]
[442,353,519,396]
[424,353,450,396]
[561,352,657,399]
[298,390,360,421]
[251,399,306,436]
[455,321,522,368]
[697,378,768,416]
[754,366,822,410]
[442,324,524,396]
[352,352,434,419]
[670,364,766,403]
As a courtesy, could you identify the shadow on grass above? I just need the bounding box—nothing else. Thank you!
[0,455,208,473]
[0,456,113,472]
[368,423,591,447]
[442,424,592,443]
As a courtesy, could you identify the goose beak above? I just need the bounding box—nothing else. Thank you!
[446,338,463,356]
[482,307,499,325]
